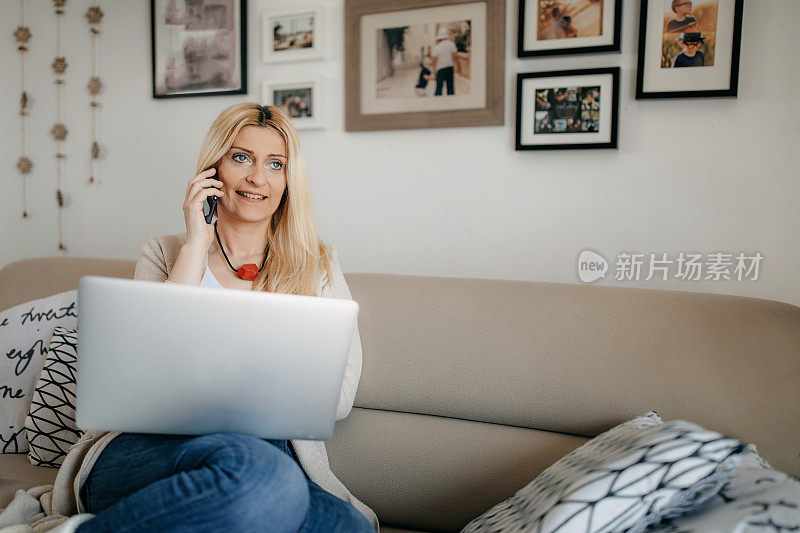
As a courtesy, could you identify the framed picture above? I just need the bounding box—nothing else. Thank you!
[515,67,620,150]
[636,0,743,99]
[344,0,505,132]
[262,77,327,130]
[151,0,247,99]
[261,6,328,63]
[517,0,622,57]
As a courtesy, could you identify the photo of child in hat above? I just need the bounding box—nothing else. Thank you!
[672,32,706,67]
[432,26,459,95]
[660,0,717,69]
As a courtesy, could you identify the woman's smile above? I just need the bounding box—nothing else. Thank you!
[235,190,267,202]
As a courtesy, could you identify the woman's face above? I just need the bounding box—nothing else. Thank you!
[215,125,288,224]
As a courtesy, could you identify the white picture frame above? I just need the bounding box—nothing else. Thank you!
[261,6,327,63]
[262,77,328,130]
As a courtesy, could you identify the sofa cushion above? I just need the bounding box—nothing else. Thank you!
[346,272,800,477]
[648,447,800,531]
[0,454,59,508]
[25,327,83,468]
[0,257,133,314]
[460,413,747,533]
[327,407,588,532]
[0,291,78,454]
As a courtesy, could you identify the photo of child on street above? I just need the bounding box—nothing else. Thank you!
[376,20,471,99]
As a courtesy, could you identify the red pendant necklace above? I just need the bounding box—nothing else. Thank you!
[214,221,268,281]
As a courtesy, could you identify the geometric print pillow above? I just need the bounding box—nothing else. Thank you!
[24,327,84,467]
[649,445,800,532]
[460,412,747,533]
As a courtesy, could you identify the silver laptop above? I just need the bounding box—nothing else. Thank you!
[75,275,359,441]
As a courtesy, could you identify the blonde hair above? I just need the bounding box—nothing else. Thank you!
[195,103,332,296]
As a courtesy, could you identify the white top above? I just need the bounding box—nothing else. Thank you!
[201,264,224,289]
[433,39,458,69]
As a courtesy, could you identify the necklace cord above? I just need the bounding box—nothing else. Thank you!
[214,221,269,274]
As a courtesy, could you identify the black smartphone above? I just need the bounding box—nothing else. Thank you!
[203,166,218,224]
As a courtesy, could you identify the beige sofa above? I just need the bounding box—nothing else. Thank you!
[1,256,799,532]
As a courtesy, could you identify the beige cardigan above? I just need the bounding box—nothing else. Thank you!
[0,233,379,531]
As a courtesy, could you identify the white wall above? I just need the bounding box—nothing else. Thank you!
[2,0,798,307]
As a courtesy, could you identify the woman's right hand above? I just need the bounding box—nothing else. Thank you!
[183,167,224,249]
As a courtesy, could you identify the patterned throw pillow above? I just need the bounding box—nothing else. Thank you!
[649,445,800,532]
[24,327,84,467]
[461,412,747,533]
[0,290,78,453]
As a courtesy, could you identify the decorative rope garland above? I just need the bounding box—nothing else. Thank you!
[14,0,32,218]
[51,0,68,251]
[14,1,105,249]
[86,3,104,184]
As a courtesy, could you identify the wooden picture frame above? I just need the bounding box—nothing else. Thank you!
[515,67,620,150]
[517,0,622,57]
[635,0,743,99]
[151,0,247,99]
[344,0,505,132]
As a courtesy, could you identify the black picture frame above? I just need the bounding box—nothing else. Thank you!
[635,0,743,99]
[515,67,620,150]
[151,0,248,99]
[517,0,622,57]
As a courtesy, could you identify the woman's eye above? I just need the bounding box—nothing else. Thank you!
[232,153,249,163]
[269,160,284,171]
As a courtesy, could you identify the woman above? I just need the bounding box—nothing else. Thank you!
[65,103,379,532]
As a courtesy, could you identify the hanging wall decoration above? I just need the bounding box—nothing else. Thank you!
[51,0,69,251]
[85,3,104,183]
[14,0,32,218]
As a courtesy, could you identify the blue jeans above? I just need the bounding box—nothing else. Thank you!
[75,432,374,532]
